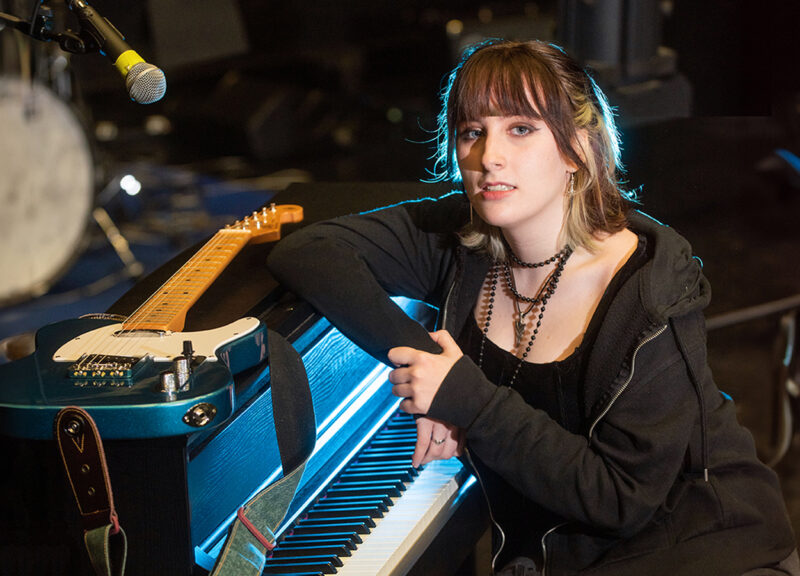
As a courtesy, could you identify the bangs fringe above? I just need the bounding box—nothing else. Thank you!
[455,53,545,124]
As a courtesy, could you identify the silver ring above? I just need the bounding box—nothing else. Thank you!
[432,437,446,445]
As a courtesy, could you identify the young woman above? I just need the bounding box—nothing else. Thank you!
[267,40,797,575]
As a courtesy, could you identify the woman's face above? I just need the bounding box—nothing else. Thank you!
[456,112,575,238]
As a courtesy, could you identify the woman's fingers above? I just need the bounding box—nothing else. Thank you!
[413,417,463,467]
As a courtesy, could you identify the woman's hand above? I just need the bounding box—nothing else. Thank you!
[387,330,463,414]
[413,417,464,468]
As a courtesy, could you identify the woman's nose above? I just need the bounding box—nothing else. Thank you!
[481,134,505,170]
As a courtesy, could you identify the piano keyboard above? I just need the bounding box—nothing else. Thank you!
[261,411,470,576]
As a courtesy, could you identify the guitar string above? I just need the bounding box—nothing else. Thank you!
[103,228,252,367]
[75,206,285,379]
[115,229,250,359]
[74,218,262,374]
[74,230,239,373]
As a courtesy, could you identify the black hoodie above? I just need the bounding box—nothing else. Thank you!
[268,190,795,575]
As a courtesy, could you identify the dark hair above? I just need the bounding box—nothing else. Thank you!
[431,39,633,255]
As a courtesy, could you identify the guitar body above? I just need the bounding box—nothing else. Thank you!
[0,316,268,439]
[0,204,302,441]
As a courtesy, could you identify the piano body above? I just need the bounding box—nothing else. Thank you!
[0,182,490,575]
[191,294,488,576]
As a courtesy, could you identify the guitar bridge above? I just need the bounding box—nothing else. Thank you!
[69,355,144,383]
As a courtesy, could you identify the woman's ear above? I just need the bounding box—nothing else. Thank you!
[570,129,590,169]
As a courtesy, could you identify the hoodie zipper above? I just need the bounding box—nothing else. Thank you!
[540,521,568,575]
[442,271,510,569]
[439,279,457,330]
[540,324,668,575]
[465,447,506,574]
[588,324,668,439]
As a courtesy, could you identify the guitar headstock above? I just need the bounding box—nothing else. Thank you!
[227,204,304,243]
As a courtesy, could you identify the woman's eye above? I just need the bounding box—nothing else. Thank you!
[511,125,534,136]
[460,128,482,140]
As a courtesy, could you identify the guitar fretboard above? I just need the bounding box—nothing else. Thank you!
[123,229,251,332]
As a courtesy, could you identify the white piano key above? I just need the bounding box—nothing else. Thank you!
[336,458,467,576]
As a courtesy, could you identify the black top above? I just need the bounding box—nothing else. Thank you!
[457,237,648,563]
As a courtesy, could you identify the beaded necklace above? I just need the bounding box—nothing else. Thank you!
[507,244,571,268]
[478,246,572,388]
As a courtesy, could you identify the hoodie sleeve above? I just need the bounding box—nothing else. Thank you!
[428,325,699,537]
[267,193,467,364]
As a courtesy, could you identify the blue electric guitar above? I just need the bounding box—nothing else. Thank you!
[0,204,303,440]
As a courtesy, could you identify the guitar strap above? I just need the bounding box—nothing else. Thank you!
[210,327,316,576]
[54,328,315,576]
[54,406,127,576]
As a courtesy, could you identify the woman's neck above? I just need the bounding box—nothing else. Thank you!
[502,230,565,264]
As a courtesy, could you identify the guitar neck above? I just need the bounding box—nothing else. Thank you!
[123,229,252,332]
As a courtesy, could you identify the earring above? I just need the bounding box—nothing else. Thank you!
[470,203,474,225]
[567,172,575,197]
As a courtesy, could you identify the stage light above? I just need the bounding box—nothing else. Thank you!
[120,174,142,196]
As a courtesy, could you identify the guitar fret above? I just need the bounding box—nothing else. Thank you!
[121,205,302,333]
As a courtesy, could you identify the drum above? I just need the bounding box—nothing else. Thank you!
[0,76,94,305]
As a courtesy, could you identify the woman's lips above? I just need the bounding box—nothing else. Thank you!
[479,184,515,200]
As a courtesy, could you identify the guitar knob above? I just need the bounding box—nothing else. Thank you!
[159,371,177,397]
[174,355,191,390]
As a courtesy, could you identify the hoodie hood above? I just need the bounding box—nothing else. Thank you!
[581,210,712,422]
[632,211,712,324]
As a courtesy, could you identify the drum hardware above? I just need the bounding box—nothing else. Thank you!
[92,205,145,281]
[0,75,94,306]
[707,294,800,468]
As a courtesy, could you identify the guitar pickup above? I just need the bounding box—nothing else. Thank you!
[69,355,145,382]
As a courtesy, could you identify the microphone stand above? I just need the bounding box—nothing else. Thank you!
[1,1,147,285]
[0,1,100,56]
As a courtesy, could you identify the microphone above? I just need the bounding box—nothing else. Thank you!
[67,0,166,104]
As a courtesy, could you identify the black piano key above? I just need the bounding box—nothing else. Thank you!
[357,447,414,455]
[366,437,416,447]
[261,560,336,574]
[385,422,416,432]
[379,434,414,442]
[317,495,392,509]
[354,458,412,466]
[358,445,413,455]
[369,437,416,446]
[358,445,414,460]
[278,534,360,549]
[264,554,343,568]
[291,521,371,535]
[345,463,417,473]
[306,506,384,519]
[372,429,417,437]
[332,479,406,492]
[262,573,322,576]
[270,544,352,558]
[324,483,402,499]
[343,460,415,472]
[354,450,414,463]
[298,515,376,529]
[338,470,414,483]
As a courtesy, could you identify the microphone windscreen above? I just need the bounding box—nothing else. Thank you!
[126,62,167,104]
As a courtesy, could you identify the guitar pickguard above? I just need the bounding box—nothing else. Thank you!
[52,317,261,363]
